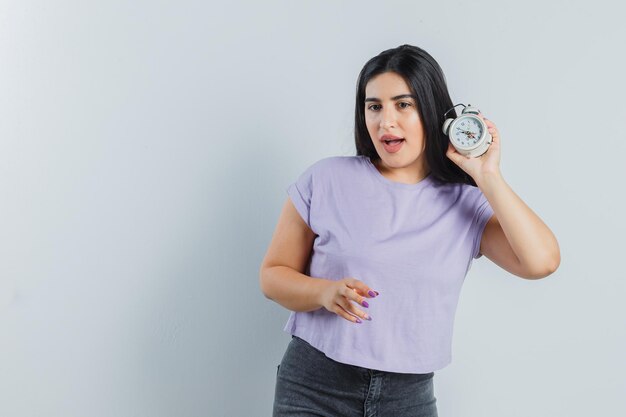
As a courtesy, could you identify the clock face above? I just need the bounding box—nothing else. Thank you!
[451,116,483,147]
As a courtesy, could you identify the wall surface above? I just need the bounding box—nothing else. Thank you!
[1,0,624,416]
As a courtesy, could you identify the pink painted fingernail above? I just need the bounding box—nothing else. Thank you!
[356,318,362,323]
[362,300,369,308]
[368,290,376,297]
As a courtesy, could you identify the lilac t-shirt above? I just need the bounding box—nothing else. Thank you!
[283,155,494,374]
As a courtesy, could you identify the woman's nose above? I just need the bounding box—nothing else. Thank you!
[380,112,396,129]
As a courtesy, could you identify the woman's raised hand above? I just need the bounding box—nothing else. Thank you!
[445,112,502,183]
[318,277,378,324]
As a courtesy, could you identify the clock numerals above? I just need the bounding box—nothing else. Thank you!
[453,117,483,146]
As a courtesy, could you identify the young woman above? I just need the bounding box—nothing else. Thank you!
[260,44,560,417]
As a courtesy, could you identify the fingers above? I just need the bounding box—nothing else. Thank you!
[330,302,360,323]
[345,278,379,298]
[337,296,371,323]
[328,295,362,323]
[478,113,499,143]
[478,112,497,129]
[340,285,370,309]
[338,278,377,323]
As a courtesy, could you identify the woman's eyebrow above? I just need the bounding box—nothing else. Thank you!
[364,94,416,103]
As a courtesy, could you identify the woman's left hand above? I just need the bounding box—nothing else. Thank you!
[445,113,501,182]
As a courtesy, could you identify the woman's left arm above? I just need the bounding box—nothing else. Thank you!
[446,114,561,280]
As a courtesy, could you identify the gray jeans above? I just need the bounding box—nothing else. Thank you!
[273,335,438,417]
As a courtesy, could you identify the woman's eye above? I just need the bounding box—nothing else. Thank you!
[367,102,412,111]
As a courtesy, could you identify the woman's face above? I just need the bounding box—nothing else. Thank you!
[364,71,428,176]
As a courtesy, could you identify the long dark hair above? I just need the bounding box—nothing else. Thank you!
[354,44,476,186]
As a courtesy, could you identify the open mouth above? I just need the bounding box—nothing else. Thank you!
[381,138,405,153]
[383,139,404,145]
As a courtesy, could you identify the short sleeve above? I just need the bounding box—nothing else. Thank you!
[471,192,495,259]
[285,161,318,229]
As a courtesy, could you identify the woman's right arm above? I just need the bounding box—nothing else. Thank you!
[259,198,378,321]
[259,198,325,312]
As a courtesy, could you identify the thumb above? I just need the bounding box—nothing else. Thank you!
[446,141,465,166]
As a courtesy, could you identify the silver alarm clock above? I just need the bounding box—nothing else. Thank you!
[442,104,492,158]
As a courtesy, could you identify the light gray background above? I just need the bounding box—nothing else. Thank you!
[1,0,624,416]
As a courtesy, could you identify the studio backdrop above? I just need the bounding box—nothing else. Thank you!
[0,1,624,416]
